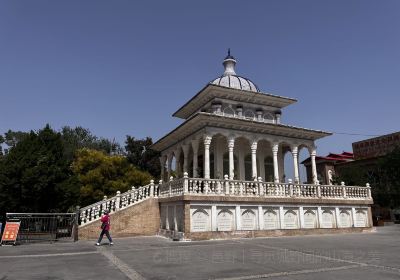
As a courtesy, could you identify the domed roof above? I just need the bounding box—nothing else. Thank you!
[210,49,260,92]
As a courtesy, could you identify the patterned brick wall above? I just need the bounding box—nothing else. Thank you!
[78,198,160,240]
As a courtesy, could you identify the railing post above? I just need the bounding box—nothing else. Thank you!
[366,183,371,199]
[158,180,163,197]
[224,175,230,195]
[342,182,347,198]
[317,182,321,198]
[150,180,155,197]
[73,206,80,242]
[183,172,189,194]
[288,179,293,197]
[169,176,173,196]
[258,177,263,196]
[115,191,121,210]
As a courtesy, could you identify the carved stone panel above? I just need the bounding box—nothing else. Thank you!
[190,206,211,232]
[217,207,235,231]
[338,209,351,228]
[176,205,184,232]
[354,209,367,227]
[160,205,167,229]
[168,205,175,230]
[283,208,299,229]
[263,208,279,230]
[321,209,336,228]
[241,208,257,230]
[303,209,317,229]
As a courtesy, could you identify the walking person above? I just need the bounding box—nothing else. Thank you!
[96,209,113,246]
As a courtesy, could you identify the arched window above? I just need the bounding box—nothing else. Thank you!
[263,113,274,123]
[264,156,274,182]
[244,110,255,120]
[223,106,235,117]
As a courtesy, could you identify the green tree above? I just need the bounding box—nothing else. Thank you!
[125,136,160,178]
[375,147,400,208]
[71,148,152,206]
[0,125,79,215]
[61,126,122,161]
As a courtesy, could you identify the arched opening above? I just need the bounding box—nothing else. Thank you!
[298,145,309,184]
[264,156,274,182]
[263,112,274,123]
[282,145,293,183]
[223,106,235,117]
[244,154,252,181]
[223,152,238,179]
[244,110,255,120]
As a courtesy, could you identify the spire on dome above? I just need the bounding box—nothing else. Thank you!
[223,48,237,76]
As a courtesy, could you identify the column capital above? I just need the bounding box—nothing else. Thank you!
[272,142,279,153]
[310,145,317,156]
[228,137,235,148]
[204,135,212,146]
[182,144,189,156]
[191,139,199,152]
[251,141,258,151]
[291,145,298,154]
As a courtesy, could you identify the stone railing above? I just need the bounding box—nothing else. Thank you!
[158,173,372,200]
[80,174,372,226]
[79,180,158,226]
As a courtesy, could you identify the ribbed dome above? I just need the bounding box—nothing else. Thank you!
[210,49,260,92]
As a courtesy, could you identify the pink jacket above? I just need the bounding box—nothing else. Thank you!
[100,214,111,231]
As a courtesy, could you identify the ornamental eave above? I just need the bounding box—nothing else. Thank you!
[151,113,331,152]
[173,84,297,119]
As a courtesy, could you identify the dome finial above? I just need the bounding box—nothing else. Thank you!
[223,49,236,76]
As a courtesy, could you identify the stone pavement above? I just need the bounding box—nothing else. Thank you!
[1,226,400,280]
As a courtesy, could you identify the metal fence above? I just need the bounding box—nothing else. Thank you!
[6,213,78,243]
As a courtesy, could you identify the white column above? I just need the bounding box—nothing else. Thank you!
[211,205,217,231]
[251,141,258,180]
[203,135,212,179]
[166,205,169,230]
[310,147,318,184]
[272,142,280,183]
[335,207,340,228]
[228,137,235,179]
[236,205,241,230]
[317,206,323,228]
[174,205,178,230]
[258,206,263,230]
[279,206,285,229]
[299,206,304,228]
[291,146,300,184]
[182,144,189,174]
[351,207,356,227]
[191,139,199,177]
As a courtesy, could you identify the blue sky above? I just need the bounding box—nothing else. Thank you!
[1,0,399,176]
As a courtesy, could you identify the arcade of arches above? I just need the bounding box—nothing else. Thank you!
[160,132,318,184]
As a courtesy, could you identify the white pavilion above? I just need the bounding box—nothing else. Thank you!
[153,50,330,185]
[79,51,373,240]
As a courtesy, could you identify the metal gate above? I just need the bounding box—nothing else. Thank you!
[6,213,78,243]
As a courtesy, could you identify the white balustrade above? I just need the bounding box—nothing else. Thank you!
[80,176,372,226]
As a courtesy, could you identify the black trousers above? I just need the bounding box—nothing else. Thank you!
[97,228,113,243]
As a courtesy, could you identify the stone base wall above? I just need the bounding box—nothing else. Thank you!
[79,198,160,240]
[186,227,375,241]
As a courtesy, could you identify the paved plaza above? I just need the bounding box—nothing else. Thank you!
[1,226,400,280]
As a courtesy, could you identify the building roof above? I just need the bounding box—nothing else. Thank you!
[301,152,354,165]
[210,49,260,92]
[152,112,332,152]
